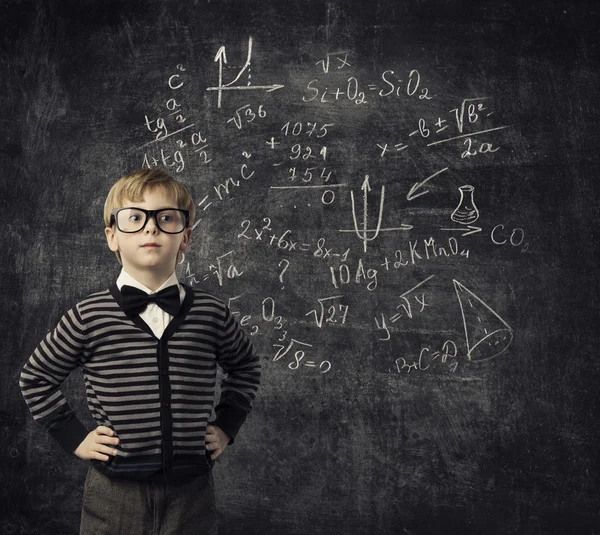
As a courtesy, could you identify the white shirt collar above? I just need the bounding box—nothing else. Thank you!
[116,269,179,294]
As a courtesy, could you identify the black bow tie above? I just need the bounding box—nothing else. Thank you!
[121,285,180,317]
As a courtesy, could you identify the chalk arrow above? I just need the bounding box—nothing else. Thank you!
[214,46,228,64]
[361,174,372,193]
[206,83,285,92]
[440,225,482,236]
[351,175,386,253]
[213,47,228,108]
[406,167,448,201]
[361,175,371,244]
[406,182,428,201]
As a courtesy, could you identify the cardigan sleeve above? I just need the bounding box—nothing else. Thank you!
[19,305,90,454]
[212,306,261,443]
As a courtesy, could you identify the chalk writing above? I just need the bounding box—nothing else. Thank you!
[406,168,449,201]
[182,251,244,287]
[343,175,412,252]
[190,161,257,230]
[207,36,284,108]
[145,41,527,379]
[306,296,349,328]
[375,276,435,340]
[281,122,334,138]
[303,78,367,105]
[315,51,351,73]
[376,69,433,100]
[450,185,479,225]
[237,219,350,260]
[273,338,331,373]
[380,237,470,270]
[207,251,244,286]
[227,104,267,130]
[395,340,459,374]
[141,64,213,171]
[453,280,513,361]
[491,224,529,252]
[329,258,378,291]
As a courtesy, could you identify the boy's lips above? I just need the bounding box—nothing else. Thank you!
[141,243,160,248]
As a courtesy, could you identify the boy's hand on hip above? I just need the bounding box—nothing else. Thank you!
[74,426,120,461]
[205,425,230,461]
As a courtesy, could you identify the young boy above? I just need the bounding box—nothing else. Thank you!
[19,168,261,534]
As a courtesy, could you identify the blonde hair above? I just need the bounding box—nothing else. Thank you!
[104,168,195,264]
[104,168,196,227]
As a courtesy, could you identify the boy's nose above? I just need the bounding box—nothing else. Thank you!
[144,215,159,233]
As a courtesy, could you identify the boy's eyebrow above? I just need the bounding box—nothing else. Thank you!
[119,206,181,210]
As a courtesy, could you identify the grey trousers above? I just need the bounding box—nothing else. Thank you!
[79,467,218,535]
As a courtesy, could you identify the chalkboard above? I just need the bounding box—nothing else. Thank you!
[2,1,599,533]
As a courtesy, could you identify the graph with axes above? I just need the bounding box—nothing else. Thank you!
[340,175,412,252]
[206,36,284,108]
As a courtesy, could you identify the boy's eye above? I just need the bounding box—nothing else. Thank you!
[160,214,173,223]
[129,214,142,222]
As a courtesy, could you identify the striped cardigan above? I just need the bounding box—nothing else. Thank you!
[19,284,261,483]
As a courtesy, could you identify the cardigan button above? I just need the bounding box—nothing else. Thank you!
[160,369,168,376]
[161,401,170,407]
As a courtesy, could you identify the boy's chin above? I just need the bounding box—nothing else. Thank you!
[124,260,177,274]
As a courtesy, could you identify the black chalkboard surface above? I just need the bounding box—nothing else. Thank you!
[2,1,599,533]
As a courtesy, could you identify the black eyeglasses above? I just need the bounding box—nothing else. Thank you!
[110,208,190,234]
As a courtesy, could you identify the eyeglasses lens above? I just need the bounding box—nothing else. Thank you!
[116,209,187,233]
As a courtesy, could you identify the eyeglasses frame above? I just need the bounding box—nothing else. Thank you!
[110,207,190,234]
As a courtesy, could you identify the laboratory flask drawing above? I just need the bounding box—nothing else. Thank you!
[451,185,479,225]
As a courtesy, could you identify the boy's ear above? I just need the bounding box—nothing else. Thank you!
[179,228,192,252]
[105,227,120,253]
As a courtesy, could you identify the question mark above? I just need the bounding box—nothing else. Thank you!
[278,259,290,287]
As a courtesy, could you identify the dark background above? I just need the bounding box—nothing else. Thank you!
[1,1,598,533]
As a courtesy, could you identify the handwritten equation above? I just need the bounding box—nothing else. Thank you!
[135,37,526,377]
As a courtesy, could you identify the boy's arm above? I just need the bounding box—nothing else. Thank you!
[212,306,261,443]
[19,306,89,454]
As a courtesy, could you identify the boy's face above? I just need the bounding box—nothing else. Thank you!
[105,188,191,283]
